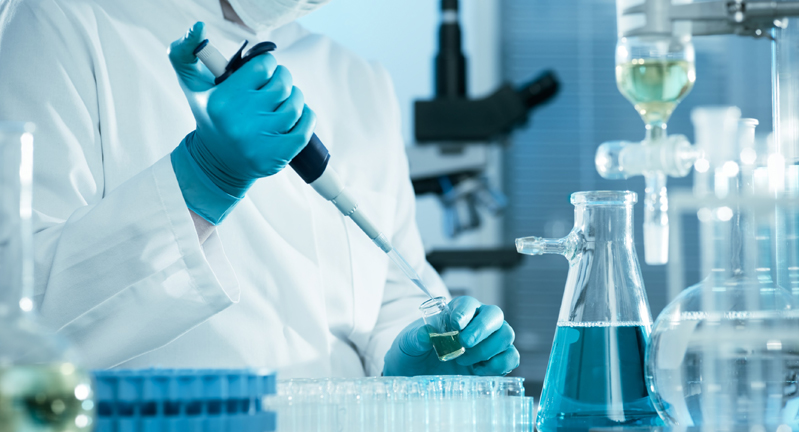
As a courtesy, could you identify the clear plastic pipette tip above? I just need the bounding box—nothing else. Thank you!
[386,248,434,299]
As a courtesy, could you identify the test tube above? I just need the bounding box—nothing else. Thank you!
[424,377,443,432]
[405,379,425,432]
[270,376,534,431]
[520,396,536,432]
[419,297,465,361]
[332,379,358,432]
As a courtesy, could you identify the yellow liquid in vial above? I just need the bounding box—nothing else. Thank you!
[616,59,695,125]
[429,331,465,361]
[0,363,95,432]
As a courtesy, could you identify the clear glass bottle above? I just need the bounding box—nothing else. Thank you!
[516,191,662,432]
[419,297,465,361]
[646,107,799,429]
[0,123,95,432]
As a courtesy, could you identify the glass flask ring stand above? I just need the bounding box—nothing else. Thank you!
[0,122,95,432]
[516,190,662,432]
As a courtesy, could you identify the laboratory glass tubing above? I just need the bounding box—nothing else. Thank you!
[263,376,534,432]
[772,19,799,302]
[648,107,799,427]
[0,122,35,316]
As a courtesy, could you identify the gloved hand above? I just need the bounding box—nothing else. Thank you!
[168,22,317,224]
[383,296,520,377]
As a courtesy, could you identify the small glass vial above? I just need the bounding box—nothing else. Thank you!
[419,297,465,361]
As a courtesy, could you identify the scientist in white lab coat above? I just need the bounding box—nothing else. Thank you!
[0,0,519,378]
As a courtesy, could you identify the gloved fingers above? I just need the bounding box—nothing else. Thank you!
[276,105,317,160]
[397,321,434,358]
[454,321,515,366]
[246,105,314,178]
[254,66,293,110]
[458,304,504,349]
[264,87,306,133]
[448,296,482,331]
[218,52,278,93]
[471,345,520,377]
[289,105,317,138]
[229,67,293,120]
[168,22,215,92]
[168,22,205,67]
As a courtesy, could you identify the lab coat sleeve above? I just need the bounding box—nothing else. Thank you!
[359,65,450,376]
[0,0,239,367]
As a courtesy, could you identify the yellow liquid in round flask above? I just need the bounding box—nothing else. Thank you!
[0,363,95,432]
[0,123,96,432]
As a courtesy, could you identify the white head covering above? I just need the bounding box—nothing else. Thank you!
[225,0,331,33]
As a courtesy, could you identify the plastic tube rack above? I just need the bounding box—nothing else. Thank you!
[264,375,535,432]
[92,368,276,432]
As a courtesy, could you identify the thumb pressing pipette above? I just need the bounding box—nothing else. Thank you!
[193,37,433,299]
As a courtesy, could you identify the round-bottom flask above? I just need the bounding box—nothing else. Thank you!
[647,107,799,430]
[646,279,798,429]
[0,123,95,431]
[0,320,95,432]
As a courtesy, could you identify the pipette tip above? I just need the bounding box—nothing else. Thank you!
[386,248,434,299]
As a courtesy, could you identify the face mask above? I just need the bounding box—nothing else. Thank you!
[225,0,331,33]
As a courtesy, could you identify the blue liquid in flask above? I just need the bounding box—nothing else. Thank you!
[536,323,662,432]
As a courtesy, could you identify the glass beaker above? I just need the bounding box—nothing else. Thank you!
[517,191,661,432]
[420,297,465,361]
[0,123,95,432]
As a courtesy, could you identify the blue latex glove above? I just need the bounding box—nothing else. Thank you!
[168,22,316,224]
[383,296,520,377]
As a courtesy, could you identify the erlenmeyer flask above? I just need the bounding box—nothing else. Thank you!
[516,191,661,432]
[0,123,95,431]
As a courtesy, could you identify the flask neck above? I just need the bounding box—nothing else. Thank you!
[0,218,31,321]
[0,124,35,322]
[574,204,635,244]
[562,203,651,325]
[516,191,651,325]
[516,194,637,260]
[702,208,771,283]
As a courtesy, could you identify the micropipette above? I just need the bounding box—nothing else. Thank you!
[193,38,433,299]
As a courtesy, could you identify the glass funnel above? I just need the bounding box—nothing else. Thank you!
[616,35,696,140]
[0,123,95,431]
[517,191,661,432]
[615,35,697,266]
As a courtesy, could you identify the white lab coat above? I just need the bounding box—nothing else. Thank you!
[0,0,447,377]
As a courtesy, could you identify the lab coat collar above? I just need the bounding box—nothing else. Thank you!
[191,0,226,19]
[186,0,311,50]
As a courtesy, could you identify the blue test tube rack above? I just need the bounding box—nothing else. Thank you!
[92,368,276,432]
